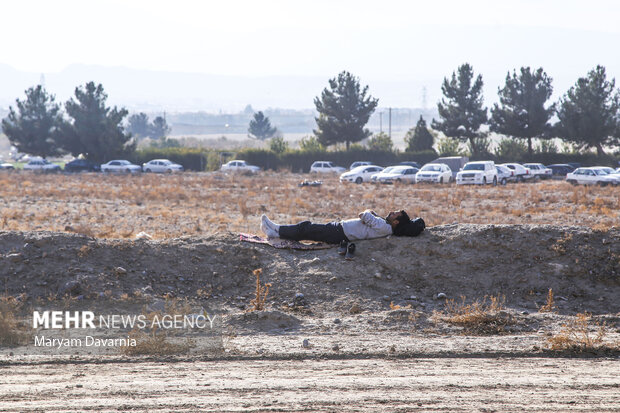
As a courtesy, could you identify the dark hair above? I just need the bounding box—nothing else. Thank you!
[393,211,425,237]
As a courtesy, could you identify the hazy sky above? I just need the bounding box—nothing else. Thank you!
[2,0,620,108]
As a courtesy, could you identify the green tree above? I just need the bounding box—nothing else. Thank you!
[248,111,276,140]
[366,132,393,151]
[404,115,434,151]
[467,133,492,157]
[314,71,378,149]
[127,112,150,139]
[269,136,288,154]
[150,116,171,139]
[490,67,554,155]
[60,82,135,162]
[432,63,488,155]
[555,65,620,155]
[1,85,64,157]
[299,135,325,152]
[150,137,180,148]
[436,136,463,156]
[536,139,558,154]
[493,138,528,159]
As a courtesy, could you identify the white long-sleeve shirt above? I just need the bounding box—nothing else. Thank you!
[340,211,393,241]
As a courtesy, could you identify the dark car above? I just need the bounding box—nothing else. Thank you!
[399,161,421,169]
[547,164,575,178]
[64,159,101,172]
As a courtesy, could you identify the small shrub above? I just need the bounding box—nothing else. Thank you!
[0,296,30,346]
[547,313,618,352]
[121,328,194,356]
[248,268,271,311]
[539,289,556,312]
[438,295,511,334]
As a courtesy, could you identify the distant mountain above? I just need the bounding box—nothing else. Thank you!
[0,64,440,113]
[0,64,438,136]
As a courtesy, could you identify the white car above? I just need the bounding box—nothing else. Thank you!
[220,160,260,173]
[23,158,61,172]
[415,163,453,184]
[523,163,553,180]
[495,165,515,185]
[310,161,346,174]
[101,160,142,174]
[566,167,619,186]
[143,159,184,173]
[456,161,498,186]
[0,162,15,170]
[372,165,418,184]
[591,167,620,185]
[349,161,372,170]
[499,163,533,182]
[340,165,383,184]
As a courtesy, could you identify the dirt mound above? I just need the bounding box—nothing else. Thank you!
[0,224,618,315]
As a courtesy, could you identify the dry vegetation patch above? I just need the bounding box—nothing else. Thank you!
[434,295,514,335]
[0,295,31,346]
[547,313,620,353]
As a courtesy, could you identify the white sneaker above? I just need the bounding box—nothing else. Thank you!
[260,215,279,238]
[263,215,280,233]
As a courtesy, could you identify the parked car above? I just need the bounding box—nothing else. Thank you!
[372,165,418,184]
[591,167,620,185]
[101,160,142,174]
[593,166,618,175]
[64,158,101,173]
[547,164,575,178]
[399,161,421,169]
[499,163,532,182]
[0,161,15,170]
[495,165,514,185]
[23,158,61,172]
[340,165,383,184]
[431,156,469,179]
[523,163,553,180]
[310,161,346,174]
[456,161,498,186]
[220,160,260,173]
[566,167,619,186]
[143,159,184,173]
[349,161,372,170]
[415,163,453,184]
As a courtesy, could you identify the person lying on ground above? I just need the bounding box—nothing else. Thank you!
[260,210,425,244]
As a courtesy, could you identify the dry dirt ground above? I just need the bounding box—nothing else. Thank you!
[0,171,619,412]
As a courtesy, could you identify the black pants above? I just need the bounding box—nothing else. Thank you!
[278,221,348,244]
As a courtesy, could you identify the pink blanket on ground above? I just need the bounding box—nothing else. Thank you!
[239,233,334,250]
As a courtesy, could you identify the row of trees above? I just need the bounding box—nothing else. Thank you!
[303,65,620,157]
[4,65,620,162]
[2,82,134,162]
[126,112,171,140]
[433,64,619,156]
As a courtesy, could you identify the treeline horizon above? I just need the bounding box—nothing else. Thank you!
[2,63,620,164]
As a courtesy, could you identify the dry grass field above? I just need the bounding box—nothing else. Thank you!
[1,171,618,238]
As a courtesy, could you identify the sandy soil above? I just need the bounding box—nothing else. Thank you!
[2,358,620,412]
[1,171,619,411]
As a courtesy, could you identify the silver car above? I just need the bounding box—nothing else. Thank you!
[143,159,184,173]
[101,160,142,174]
